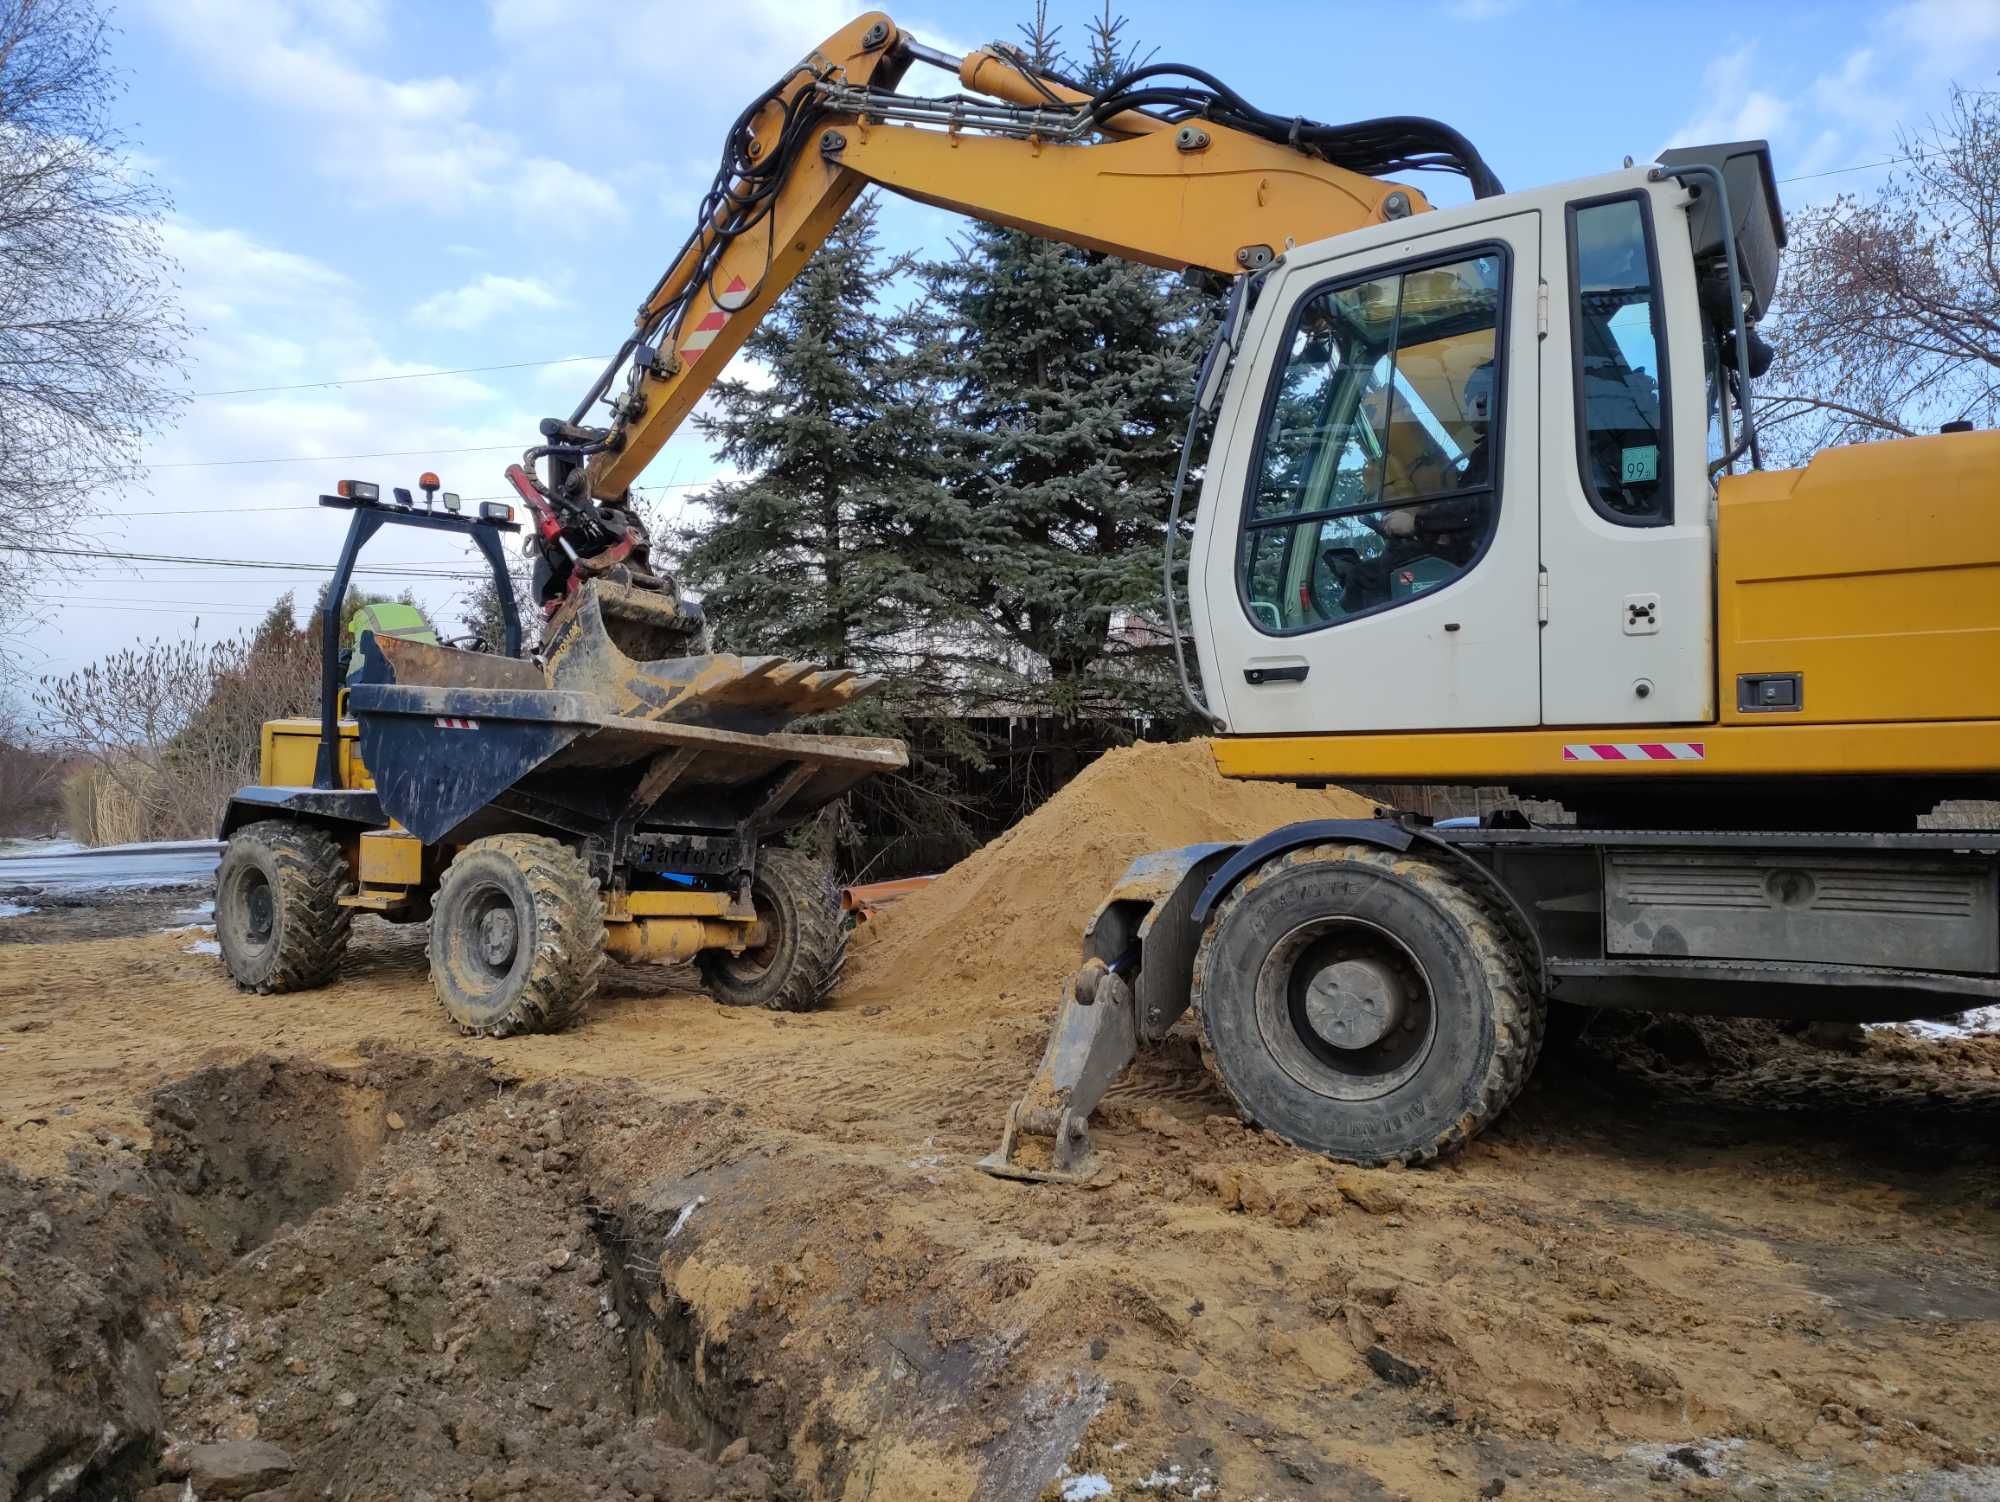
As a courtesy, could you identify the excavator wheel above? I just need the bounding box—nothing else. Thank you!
[1192,842,1544,1167]
[215,820,355,994]
[429,834,606,1037]
[697,849,845,1012]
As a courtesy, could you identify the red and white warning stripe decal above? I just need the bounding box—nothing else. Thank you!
[1561,741,1705,762]
[433,717,481,730]
[679,276,751,365]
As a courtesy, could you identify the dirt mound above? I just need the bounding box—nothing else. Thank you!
[842,739,1369,1007]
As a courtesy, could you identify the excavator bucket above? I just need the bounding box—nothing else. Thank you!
[978,844,1236,1183]
[571,577,709,663]
[541,582,879,734]
[343,579,904,847]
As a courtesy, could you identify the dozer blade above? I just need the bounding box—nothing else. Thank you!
[542,582,880,734]
[975,959,1136,1185]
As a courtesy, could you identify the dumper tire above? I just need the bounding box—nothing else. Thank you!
[430,834,605,1037]
[215,820,354,994]
[697,849,845,1012]
[1192,842,1544,1167]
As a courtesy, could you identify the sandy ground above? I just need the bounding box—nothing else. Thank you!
[3,742,1999,1501]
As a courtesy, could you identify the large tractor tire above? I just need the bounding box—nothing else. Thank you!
[1192,842,1544,1166]
[215,820,355,994]
[429,835,605,1037]
[697,849,845,1012]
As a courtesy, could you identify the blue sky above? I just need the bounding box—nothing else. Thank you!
[39,0,2000,678]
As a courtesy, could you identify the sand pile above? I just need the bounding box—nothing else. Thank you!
[841,739,1370,1007]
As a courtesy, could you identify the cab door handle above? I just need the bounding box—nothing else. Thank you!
[1243,663,1309,685]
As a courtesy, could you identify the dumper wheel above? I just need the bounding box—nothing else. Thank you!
[697,849,844,1012]
[1192,843,1543,1167]
[215,820,354,994]
[430,834,606,1037]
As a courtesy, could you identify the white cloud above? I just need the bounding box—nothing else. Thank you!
[37,213,562,677]
[1891,0,2000,72]
[412,274,565,333]
[140,0,623,228]
[298,0,387,45]
[160,223,352,326]
[489,0,853,112]
[1666,46,1792,150]
[1658,7,2000,214]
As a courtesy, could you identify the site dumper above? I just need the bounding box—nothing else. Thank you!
[214,482,906,1033]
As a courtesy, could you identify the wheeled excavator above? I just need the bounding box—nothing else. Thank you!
[218,12,2000,1170]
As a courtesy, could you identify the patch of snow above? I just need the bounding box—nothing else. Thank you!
[665,1194,707,1242]
[0,838,83,857]
[1135,1464,1215,1498]
[183,939,221,957]
[1627,1437,1744,1483]
[1061,1478,1112,1502]
[0,902,36,919]
[1872,1006,2000,1039]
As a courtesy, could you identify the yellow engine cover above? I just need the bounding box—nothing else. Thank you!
[259,717,373,790]
[1718,431,2000,725]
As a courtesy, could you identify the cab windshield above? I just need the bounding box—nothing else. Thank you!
[1242,251,1503,633]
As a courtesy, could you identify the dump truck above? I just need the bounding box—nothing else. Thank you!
[215,476,903,1030]
[220,14,2000,1169]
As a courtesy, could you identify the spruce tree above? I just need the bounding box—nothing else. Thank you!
[676,194,978,860]
[679,194,960,683]
[921,3,1209,722]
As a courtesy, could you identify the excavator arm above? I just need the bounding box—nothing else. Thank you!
[516,10,1499,576]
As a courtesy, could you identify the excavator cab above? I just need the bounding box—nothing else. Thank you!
[1189,143,1786,744]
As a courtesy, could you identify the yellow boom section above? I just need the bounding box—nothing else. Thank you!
[583,11,1430,500]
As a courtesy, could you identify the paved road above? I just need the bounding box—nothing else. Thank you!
[0,840,221,895]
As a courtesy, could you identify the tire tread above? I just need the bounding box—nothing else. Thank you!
[1192,842,1545,1166]
[216,820,354,993]
[430,834,605,1037]
[697,849,845,1012]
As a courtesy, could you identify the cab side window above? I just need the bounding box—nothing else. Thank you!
[1570,196,1671,524]
[1241,251,1504,635]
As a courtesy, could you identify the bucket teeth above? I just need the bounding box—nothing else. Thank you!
[539,583,885,734]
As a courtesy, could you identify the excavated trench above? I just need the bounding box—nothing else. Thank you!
[2,1054,779,1502]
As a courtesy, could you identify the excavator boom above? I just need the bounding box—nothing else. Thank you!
[531,11,1497,512]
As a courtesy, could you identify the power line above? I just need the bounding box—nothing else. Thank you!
[42,602,274,617]
[1777,154,1914,185]
[145,443,518,470]
[0,543,494,580]
[59,594,302,610]
[188,355,608,399]
[105,479,715,515]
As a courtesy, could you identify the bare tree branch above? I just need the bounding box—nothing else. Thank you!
[1761,87,2000,461]
[0,0,189,681]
